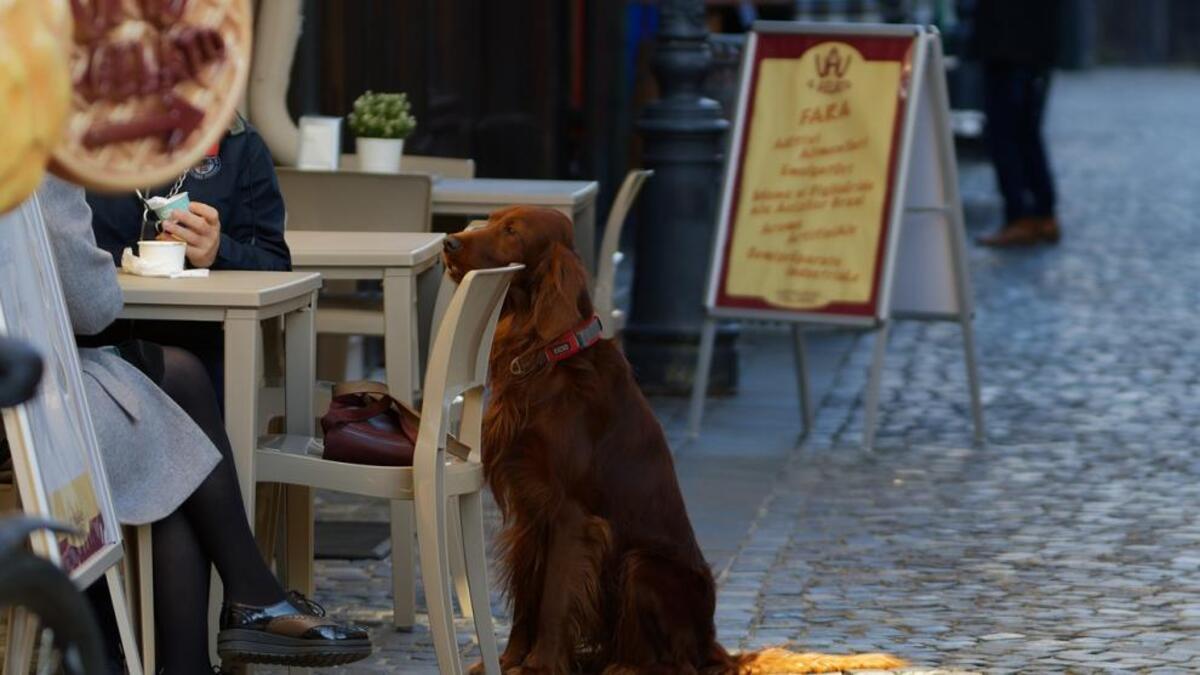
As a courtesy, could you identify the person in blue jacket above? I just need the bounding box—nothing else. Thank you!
[82,114,291,395]
[88,113,290,271]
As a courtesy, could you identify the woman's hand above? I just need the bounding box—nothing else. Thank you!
[160,201,221,268]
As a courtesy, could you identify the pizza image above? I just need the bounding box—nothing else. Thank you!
[0,0,73,214]
[50,0,252,192]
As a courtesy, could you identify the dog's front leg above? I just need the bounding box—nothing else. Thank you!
[500,601,537,671]
[513,502,611,675]
[482,519,547,674]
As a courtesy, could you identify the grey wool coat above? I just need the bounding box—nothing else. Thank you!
[37,176,220,525]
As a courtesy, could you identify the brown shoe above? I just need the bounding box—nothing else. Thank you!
[218,591,371,667]
[1035,216,1061,244]
[977,218,1042,247]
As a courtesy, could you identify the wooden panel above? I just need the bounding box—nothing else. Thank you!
[311,0,570,178]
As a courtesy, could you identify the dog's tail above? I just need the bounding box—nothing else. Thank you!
[717,646,907,674]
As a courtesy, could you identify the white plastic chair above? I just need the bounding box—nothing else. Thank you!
[255,264,520,675]
[592,170,652,339]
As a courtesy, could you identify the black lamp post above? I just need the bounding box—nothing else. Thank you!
[625,0,738,395]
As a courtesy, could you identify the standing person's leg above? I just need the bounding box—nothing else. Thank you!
[983,62,1028,223]
[1018,67,1059,239]
[979,63,1040,247]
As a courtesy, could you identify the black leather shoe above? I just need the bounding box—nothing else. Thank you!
[217,591,371,667]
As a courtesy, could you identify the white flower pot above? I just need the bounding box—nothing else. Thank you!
[357,137,404,173]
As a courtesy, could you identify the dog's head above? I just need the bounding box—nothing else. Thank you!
[443,205,590,341]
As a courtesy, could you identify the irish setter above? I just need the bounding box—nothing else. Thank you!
[444,206,903,675]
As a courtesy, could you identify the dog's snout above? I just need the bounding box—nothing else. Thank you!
[443,236,463,252]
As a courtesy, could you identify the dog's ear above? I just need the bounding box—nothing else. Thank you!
[531,242,591,342]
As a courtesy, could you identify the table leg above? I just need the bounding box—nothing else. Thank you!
[568,202,597,275]
[383,269,419,407]
[218,313,262,665]
[284,296,317,440]
[416,258,445,398]
[223,312,263,522]
[283,485,314,597]
[383,270,420,630]
[283,296,317,596]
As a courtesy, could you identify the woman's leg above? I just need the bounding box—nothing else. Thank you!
[151,510,215,674]
[155,346,370,667]
[157,346,285,606]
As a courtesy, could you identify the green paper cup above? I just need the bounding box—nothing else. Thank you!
[146,192,190,222]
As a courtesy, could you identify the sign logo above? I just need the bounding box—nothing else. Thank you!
[810,46,852,94]
[190,156,222,180]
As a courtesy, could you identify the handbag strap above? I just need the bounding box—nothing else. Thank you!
[332,380,390,398]
[325,380,396,425]
[323,380,419,444]
[322,394,393,426]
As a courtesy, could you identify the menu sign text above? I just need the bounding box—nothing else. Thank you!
[713,33,915,318]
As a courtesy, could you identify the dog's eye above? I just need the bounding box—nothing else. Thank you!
[505,224,516,236]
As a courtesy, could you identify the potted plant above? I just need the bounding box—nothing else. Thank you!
[347,91,417,173]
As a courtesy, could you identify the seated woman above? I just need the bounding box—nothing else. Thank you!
[39,175,370,673]
[82,115,290,390]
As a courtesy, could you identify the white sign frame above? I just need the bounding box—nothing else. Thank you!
[0,194,144,674]
[688,22,984,450]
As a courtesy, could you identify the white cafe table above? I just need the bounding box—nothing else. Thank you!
[285,230,445,406]
[432,178,599,272]
[116,271,321,522]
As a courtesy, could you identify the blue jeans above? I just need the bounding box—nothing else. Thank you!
[984,64,1056,223]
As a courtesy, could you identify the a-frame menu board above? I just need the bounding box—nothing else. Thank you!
[689,22,984,449]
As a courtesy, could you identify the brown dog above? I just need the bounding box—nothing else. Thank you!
[444,206,904,674]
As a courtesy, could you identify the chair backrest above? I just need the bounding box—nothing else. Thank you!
[341,154,476,179]
[430,268,457,348]
[277,168,433,232]
[415,264,520,462]
[593,169,652,338]
[428,220,490,338]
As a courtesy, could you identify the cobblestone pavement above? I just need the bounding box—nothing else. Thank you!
[687,69,1200,673]
[278,70,1200,674]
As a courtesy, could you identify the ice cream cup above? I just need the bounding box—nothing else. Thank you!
[137,240,187,275]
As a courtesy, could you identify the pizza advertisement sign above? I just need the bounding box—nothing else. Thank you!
[691,23,984,449]
[707,24,922,323]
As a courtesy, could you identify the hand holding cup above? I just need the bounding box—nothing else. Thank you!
[159,200,222,268]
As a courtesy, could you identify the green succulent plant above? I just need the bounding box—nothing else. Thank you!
[347,91,417,140]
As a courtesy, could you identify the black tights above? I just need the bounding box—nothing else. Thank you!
[92,347,286,674]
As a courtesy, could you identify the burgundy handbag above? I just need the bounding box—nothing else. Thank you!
[320,381,420,466]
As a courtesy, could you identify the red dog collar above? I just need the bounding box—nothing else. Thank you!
[510,315,604,376]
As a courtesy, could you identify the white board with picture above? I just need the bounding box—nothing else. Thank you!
[0,194,123,585]
[0,192,146,673]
